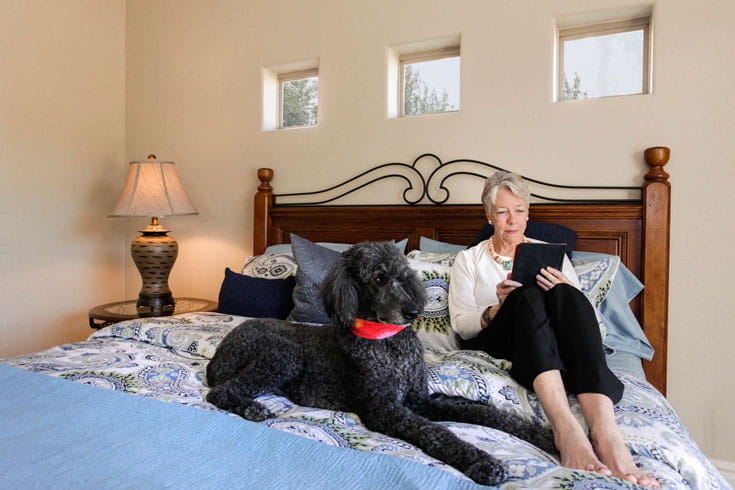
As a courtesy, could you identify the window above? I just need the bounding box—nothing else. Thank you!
[279,69,318,128]
[262,59,319,131]
[400,47,460,116]
[557,17,650,101]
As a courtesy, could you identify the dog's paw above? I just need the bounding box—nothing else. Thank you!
[207,388,273,421]
[465,460,509,486]
[206,386,233,409]
[237,403,274,422]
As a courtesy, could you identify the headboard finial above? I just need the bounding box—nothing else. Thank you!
[643,146,670,182]
[258,168,274,193]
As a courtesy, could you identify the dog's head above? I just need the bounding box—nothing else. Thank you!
[320,241,427,328]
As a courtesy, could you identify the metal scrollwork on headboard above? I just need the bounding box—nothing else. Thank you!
[273,154,641,206]
[274,162,426,205]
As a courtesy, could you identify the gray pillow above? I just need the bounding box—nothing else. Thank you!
[286,234,341,324]
[266,238,408,255]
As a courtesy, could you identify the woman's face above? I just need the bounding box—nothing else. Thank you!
[489,188,528,244]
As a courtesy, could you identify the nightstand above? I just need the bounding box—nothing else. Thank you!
[88,297,218,329]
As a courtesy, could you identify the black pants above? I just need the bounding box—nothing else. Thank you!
[461,284,624,403]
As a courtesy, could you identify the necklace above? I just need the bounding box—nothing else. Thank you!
[488,236,528,271]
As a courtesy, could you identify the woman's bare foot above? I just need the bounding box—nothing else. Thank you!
[590,426,660,488]
[530,373,655,484]
[555,421,612,476]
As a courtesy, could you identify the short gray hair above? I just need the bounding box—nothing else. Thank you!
[481,171,531,214]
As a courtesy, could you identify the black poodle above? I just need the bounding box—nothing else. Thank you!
[206,241,555,486]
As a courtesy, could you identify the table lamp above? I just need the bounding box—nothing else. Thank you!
[109,155,198,316]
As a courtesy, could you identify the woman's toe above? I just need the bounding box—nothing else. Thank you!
[585,463,612,476]
[622,471,659,488]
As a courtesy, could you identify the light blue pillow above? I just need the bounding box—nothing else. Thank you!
[572,251,654,360]
[395,238,408,252]
[419,237,466,254]
[599,264,654,360]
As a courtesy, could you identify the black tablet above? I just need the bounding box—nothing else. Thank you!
[511,243,566,286]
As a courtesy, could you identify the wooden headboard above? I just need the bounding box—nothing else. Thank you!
[252,147,671,395]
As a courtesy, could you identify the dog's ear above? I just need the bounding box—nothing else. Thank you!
[405,267,428,309]
[320,257,359,326]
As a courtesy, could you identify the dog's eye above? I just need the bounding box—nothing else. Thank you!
[373,274,385,286]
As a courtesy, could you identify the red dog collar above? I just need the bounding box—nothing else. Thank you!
[351,318,407,340]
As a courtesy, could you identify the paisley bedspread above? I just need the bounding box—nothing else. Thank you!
[2,312,728,489]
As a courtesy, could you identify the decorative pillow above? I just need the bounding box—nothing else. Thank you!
[418,237,466,254]
[241,252,297,279]
[287,234,342,324]
[408,258,460,351]
[571,251,620,309]
[407,249,457,268]
[472,222,577,257]
[217,268,295,319]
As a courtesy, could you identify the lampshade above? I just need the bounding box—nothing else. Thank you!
[109,155,198,217]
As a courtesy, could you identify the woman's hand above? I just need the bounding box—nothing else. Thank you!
[536,267,573,292]
[496,275,522,304]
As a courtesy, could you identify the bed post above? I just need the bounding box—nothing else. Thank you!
[253,168,274,256]
[641,147,671,395]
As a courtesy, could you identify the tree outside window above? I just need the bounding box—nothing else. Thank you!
[559,17,650,101]
[281,75,318,128]
[401,50,459,117]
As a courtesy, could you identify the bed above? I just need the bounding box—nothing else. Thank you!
[1,146,730,489]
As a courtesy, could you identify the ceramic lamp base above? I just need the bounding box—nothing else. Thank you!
[131,218,178,316]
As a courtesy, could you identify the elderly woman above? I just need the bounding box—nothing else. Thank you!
[448,171,658,488]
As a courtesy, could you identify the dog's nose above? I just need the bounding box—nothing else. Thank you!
[403,308,420,321]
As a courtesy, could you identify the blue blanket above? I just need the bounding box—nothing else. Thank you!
[2,314,728,489]
[0,364,483,489]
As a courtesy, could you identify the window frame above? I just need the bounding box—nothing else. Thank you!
[399,46,460,117]
[278,68,319,129]
[557,16,651,102]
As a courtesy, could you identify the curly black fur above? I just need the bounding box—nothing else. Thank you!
[206,241,556,486]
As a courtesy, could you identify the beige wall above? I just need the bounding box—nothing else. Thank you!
[1,0,733,467]
[0,1,126,355]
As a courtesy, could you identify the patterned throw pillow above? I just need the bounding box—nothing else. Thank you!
[241,252,298,279]
[406,249,457,268]
[571,251,620,308]
[408,257,460,351]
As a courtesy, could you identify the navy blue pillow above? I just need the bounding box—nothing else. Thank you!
[217,268,295,319]
[471,221,577,257]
